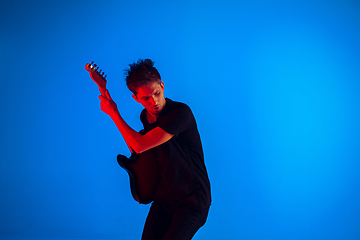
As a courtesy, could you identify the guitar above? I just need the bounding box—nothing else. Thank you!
[85,61,160,204]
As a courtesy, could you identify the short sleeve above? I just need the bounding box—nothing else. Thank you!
[158,103,193,136]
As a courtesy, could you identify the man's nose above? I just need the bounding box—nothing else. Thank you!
[150,96,156,105]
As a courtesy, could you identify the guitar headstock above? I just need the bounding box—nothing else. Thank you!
[85,61,107,93]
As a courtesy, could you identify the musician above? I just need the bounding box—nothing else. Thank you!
[99,59,211,240]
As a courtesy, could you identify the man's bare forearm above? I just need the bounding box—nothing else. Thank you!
[110,111,174,154]
[99,90,173,154]
[109,111,144,153]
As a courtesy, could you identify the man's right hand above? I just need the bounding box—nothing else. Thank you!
[99,90,119,118]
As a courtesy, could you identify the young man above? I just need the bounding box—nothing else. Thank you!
[99,59,211,240]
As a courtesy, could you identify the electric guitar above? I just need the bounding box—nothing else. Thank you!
[85,61,160,204]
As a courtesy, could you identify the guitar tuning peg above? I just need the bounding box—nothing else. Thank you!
[93,64,97,68]
[96,67,99,71]
[90,61,94,65]
[99,69,102,74]
[104,75,107,79]
[101,72,104,76]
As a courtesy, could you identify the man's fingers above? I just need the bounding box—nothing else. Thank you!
[99,90,111,101]
[106,89,111,99]
[99,95,108,104]
[99,95,113,108]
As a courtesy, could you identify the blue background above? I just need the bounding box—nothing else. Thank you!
[1,0,360,239]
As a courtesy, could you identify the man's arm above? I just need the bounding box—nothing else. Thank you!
[99,90,173,154]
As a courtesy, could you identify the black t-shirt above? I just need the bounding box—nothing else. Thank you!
[140,98,211,211]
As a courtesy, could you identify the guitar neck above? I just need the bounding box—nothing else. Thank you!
[98,86,107,97]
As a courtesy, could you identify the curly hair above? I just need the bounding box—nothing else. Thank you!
[124,59,161,94]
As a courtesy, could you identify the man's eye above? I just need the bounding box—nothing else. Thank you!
[155,92,160,96]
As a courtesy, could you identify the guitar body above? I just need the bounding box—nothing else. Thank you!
[117,148,160,204]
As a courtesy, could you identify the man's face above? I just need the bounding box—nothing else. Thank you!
[133,81,166,117]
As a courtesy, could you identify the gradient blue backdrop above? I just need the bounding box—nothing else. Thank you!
[1,0,359,239]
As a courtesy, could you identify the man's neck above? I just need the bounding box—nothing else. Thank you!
[146,98,167,124]
[147,111,158,124]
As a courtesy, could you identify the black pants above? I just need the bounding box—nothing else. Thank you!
[141,201,210,240]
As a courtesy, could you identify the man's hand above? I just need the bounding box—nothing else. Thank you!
[99,90,119,118]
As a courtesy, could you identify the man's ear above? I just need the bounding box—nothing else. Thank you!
[160,81,164,90]
[132,94,140,103]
